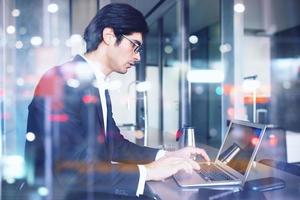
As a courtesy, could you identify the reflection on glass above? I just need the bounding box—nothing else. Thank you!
[1,0,82,199]
[218,123,262,175]
[1,0,300,199]
[189,0,221,147]
[146,22,161,147]
[162,4,180,145]
[240,0,300,134]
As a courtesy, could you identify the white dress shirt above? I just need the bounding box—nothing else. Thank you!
[80,55,165,196]
[81,55,108,132]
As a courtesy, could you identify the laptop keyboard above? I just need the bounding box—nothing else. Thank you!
[197,164,233,181]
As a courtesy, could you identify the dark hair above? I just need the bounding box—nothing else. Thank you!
[83,3,149,53]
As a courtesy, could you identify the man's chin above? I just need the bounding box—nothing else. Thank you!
[116,69,128,74]
[116,66,132,74]
[124,67,132,73]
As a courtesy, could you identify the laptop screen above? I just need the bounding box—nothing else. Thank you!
[217,122,263,175]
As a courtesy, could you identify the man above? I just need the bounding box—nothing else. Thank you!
[25,3,210,199]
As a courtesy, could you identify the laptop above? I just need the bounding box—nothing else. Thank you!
[173,120,267,188]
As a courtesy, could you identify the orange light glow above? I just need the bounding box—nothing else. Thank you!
[244,96,270,104]
[269,134,278,146]
[251,137,260,146]
[223,84,233,95]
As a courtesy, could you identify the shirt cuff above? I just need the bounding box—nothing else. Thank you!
[136,165,147,196]
[155,149,166,160]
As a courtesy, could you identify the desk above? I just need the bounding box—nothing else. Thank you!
[147,144,300,200]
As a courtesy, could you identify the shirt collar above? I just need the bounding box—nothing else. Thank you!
[80,54,110,88]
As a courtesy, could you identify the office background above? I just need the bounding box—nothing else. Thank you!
[1,0,300,198]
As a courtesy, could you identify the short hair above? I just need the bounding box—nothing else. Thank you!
[83,3,149,53]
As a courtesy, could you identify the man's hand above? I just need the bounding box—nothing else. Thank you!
[144,147,210,181]
[165,147,210,162]
[145,156,200,181]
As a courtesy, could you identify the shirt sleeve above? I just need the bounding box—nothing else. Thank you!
[155,149,166,160]
[136,150,166,196]
[136,165,147,196]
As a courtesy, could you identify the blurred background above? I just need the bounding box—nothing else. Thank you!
[1,0,300,199]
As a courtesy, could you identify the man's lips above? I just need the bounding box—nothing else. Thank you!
[127,62,135,68]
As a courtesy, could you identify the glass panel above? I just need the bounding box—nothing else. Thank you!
[2,0,145,198]
[230,0,300,163]
[146,22,159,66]
[1,1,73,199]
[189,0,221,147]
[146,22,161,147]
[1,0,75,198]
[238,0,300,129]
[162,4,180,146]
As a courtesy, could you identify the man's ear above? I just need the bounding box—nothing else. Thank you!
[102,27,116,45]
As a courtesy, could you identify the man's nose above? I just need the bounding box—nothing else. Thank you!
[134,52,141,61]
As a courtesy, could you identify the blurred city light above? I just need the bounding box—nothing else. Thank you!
[215,86,223,95]
[2,155,25,180]
[49,114,69,122]
[74,62,94,81]
[30,36,43,46]
[15,40,23,49]
[187,69,224,83]
[251,137,259,146]
[26,132,36,142]
[6,25,16,34]
[67,34,85,55]
[269,134,278,146]
[135,130,144,139]
[67,78,80,88]
[48,3,59,13]
[82,95,98,104]
[38,187,49,196]
[219,43,232,53]
[6,178,15,184]
[234,3,245,13]
[16,77,24,86]
[11,9,20,17]
[189,35,198,44]
[164,45,173,54]
[194,85,204,95]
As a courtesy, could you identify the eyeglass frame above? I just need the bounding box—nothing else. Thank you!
[121,34,143,54]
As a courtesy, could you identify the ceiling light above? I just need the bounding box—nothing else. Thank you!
[187,70,224,83]
[234,3,245,13]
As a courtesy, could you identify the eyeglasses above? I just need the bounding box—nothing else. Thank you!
[122,34,142,54]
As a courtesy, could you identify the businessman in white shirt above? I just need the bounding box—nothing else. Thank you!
[25,3,210,199]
